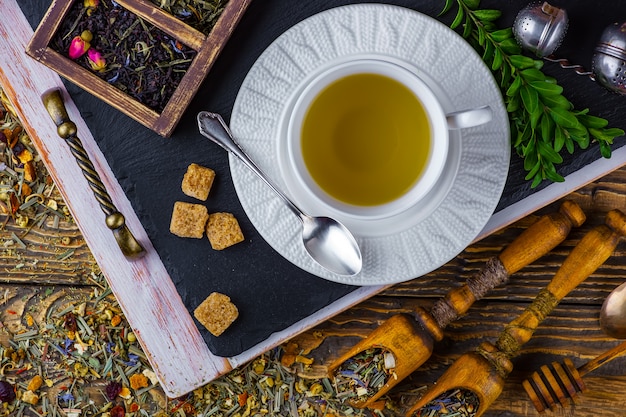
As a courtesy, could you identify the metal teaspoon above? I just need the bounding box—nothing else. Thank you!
[197,111,362,277]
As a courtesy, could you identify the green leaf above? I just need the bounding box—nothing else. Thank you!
[549,107,579,129]
[451,6,465,29]
[520,68,546,82]
[577,114,609,129]
[525,160,541,180]
[601,141,613,158]
[554,126,565,152]
[540,112,554,141]
[477,26,486,45]
[589,127,623,143]
[530,80,563,96]
[540,94,572,110]
[523,140,538,168]
[463,0,480,9]
[520,85,539,115]
[492,49,503,70]
[439,0,456,16]
[515,122,532,148]
[570,130,590,149]
[604,127,625,138]
[510,55,535,69]
[506,76,522,97]
[544,162,565,182]
[499,38,521,54]
[482,40,495,62]
[490,28,512,42]
[473,9,502,21]
[506,95,520,113]
[463,14,473,38]
[530,172,543,188]
[565,135,575,153]
[538,140,563,164]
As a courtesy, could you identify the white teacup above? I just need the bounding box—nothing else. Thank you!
[285,58,492,221]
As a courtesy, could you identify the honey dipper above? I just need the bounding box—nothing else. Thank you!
[523,277,626,412]
[523,340,626,412]
[328,200,585,408]
[405,209,626,417]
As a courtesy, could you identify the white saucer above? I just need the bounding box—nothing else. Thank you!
[229,4,510,285]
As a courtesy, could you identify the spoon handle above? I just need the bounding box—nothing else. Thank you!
[197,111,303,221]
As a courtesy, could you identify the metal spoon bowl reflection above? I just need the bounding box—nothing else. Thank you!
[600,280,626,339]
[197,111,362,277]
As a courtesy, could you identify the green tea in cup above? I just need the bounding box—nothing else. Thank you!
[300,72,431,207]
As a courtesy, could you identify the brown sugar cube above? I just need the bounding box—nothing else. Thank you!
[194,292,239,337]
[206,212,244,250]
[182,163,215,201]
[169,201,209,239]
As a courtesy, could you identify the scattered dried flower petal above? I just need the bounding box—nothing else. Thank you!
[119,387,131,399]
[110,405,125,417]
[105,381,122,401]
[22,390,39,405]
[0,381,15,403]
[27,375,43,391]
[110,314,121,327]
[129,373,149,390]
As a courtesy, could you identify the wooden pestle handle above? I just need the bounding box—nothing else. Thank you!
[497,209,626,358]
[432,201,585,328]
[498,200,586,275]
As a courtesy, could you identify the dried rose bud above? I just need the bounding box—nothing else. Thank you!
[87,49,106,72]
[68,31,92,59]
[0,381,15,403]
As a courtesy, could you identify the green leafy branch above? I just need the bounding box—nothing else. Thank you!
[441,0,624,187]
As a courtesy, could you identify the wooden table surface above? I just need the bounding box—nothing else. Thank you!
[3,157,626,416]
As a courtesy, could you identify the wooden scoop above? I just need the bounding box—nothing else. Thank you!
[405,209,626,417]
[523,340,626,412]
[327,201,585,408]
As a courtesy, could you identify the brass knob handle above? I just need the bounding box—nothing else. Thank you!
[42,89,145,259]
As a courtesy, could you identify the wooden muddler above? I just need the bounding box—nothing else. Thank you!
[41,89,144,258]
[405,209,626,417]
[328,201,585,408]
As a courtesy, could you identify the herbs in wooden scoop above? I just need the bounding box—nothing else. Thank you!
[441,0,624,187]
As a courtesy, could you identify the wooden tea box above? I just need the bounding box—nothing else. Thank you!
[26,0,252,137]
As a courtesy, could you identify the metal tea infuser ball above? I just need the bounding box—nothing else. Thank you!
[513,1,626,95]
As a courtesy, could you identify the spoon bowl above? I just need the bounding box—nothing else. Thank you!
[600,280,626,339]
[197,111,362,277]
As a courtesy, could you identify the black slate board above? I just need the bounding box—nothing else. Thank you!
[19,0,626,357]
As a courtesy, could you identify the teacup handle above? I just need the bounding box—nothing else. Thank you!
[446,105,492,129]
